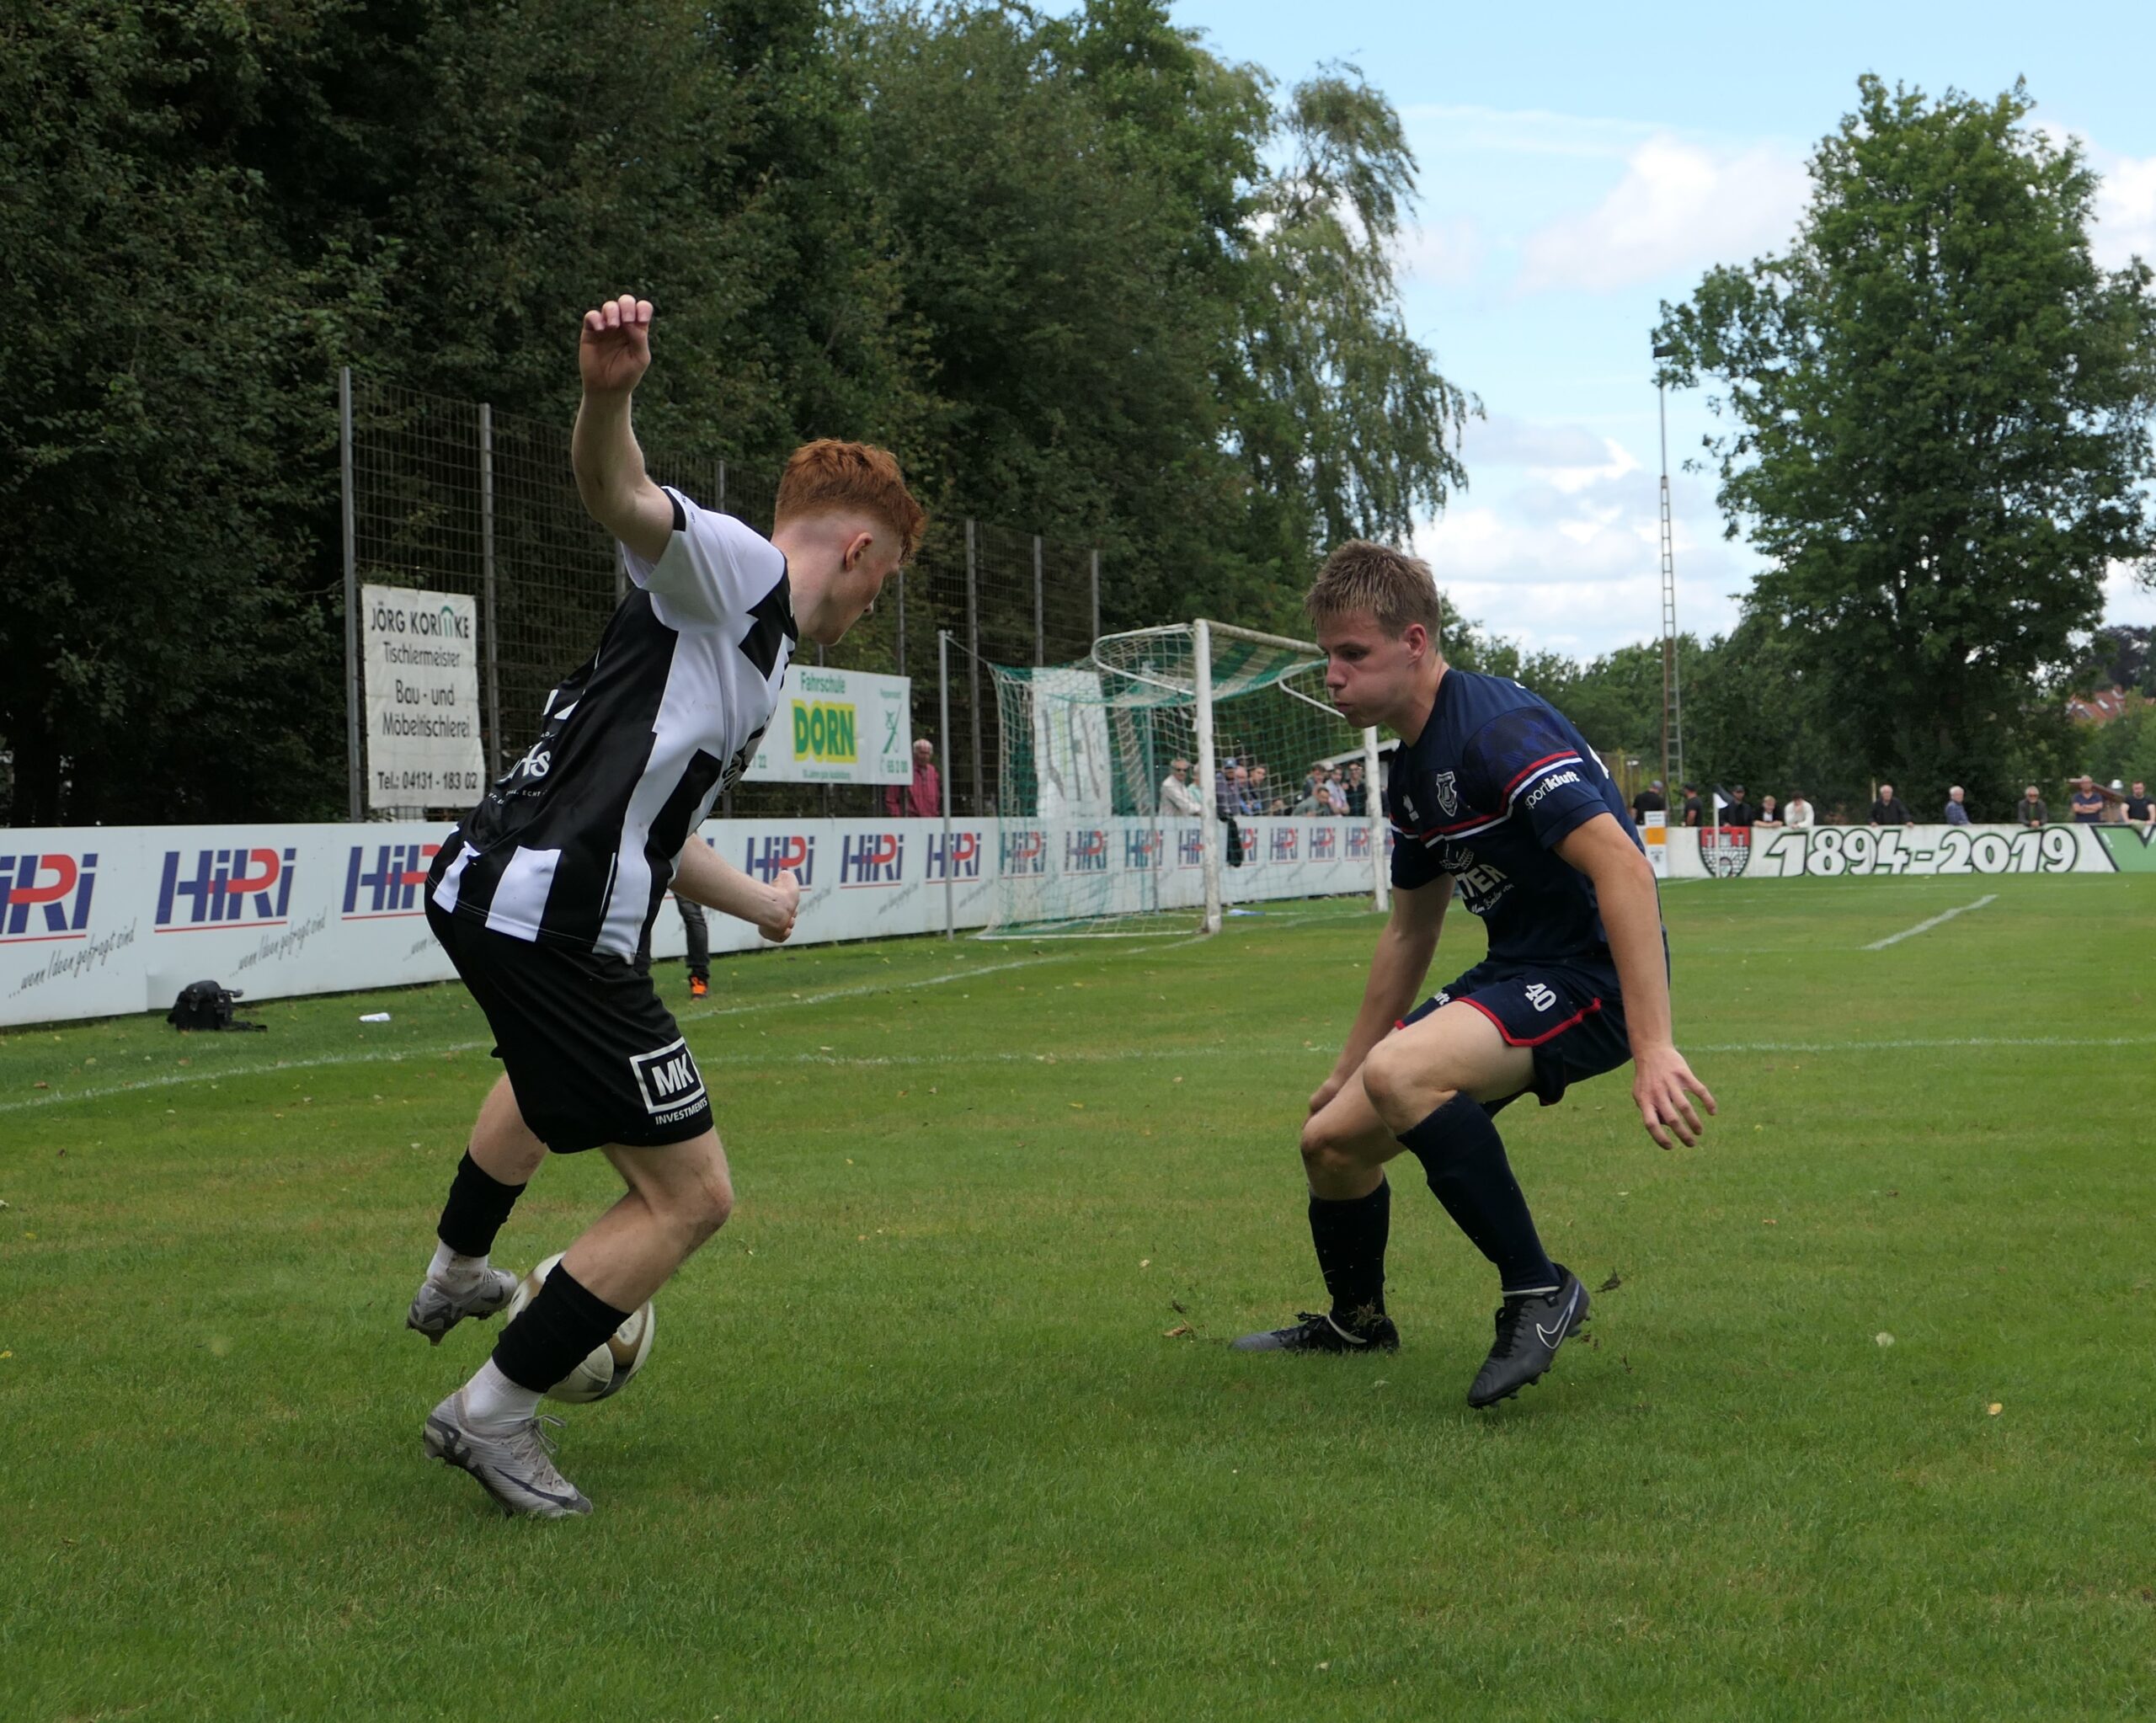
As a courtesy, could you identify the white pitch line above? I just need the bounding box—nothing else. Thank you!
[1862,893,1998,950]
[0,936,1210,1115]
[18,1027,2151,1114]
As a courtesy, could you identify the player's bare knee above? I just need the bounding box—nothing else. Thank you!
[675,1166,734,1243]
[1359,1041,1453,1130]
[1299,1113,1358,1182]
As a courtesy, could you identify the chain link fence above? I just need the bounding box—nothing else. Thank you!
[342,371,1102,820]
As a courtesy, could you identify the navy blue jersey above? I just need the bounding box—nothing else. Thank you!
[1387,669,1648,963]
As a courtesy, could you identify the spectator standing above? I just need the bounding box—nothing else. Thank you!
[1783,791,1815,829]
[2069,776,2105,824]
[1724,785,1755,828]
[1228,764,1261,816]
[1157,757,1203,819]
[1942,786,1972,824]
[1251,764,1282,813]
[883,737,941,819]
[1320,767,1348,814]
[2127,781,2153,831]
[1631,779,1667,823]
[1681,783,1703,827]
[2015,784,2048,827]
[1344,760,1369,817]
[1869,783,1910,825]
[1755,794,1783,827]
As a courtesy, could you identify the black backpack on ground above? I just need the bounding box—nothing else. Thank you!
[167,979,266,1033]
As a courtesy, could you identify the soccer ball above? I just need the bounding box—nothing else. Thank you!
[505,1252,655,1405]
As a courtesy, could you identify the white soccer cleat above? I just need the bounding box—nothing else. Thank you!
[423,1389,593,1518]
[405,1267,519,1345]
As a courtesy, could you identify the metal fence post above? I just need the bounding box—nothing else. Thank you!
[717,457,727,514]
[340,366,361,819]
[1033,534,1043,666]
[966,518,982,815]
[1090,547,1100,645]
[479,403,500,774]
[895,566,905,681]
[939,628,954,940]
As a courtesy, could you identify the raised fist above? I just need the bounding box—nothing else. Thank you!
[579,295,653,396]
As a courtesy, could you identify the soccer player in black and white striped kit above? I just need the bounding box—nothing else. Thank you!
[409,295,924,1517]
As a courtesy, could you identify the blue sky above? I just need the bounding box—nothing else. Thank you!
[1169,0,2156,659]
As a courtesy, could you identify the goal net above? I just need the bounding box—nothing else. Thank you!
[981,621,1386,937]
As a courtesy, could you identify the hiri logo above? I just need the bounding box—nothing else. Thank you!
[926,830,982,881]
[1177,828,1205,868]
[1123,829,1163,871]
[1270,827,1299,863]
[341,841,440,919]
[1348,827,1372,859]
[1001,829,1047,877]
[1309,826,1337,859]
[841,830,905,887]
[1065,829,1109,872]
[156,846,296,932]
[743,833,817,886]
[1,851,99,942]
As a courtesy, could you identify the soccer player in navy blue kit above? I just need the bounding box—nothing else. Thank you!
[1235,541,1716,1406]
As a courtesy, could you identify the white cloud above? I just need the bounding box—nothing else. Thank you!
[2089,150,2156,269]
[1396,217,1485,285]
[1414,456,1749,657]
[1458,413,1609,469]
[1514,136,1808,295]
[2104,559,2156,627]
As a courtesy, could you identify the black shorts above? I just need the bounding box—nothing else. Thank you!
[1400,952,1631,1112]
[425,887,712,1155]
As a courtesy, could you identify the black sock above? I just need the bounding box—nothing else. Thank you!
[1309,1179,1390,1326]
[491,1262,628,1395]
[435,1150,526,1257]
[1397,1096,1557,1294]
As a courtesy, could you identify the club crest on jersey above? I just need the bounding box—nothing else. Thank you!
[630,1038,707,1122]
[1433,772,1460,818]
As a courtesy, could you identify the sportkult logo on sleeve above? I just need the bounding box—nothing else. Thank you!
[631,1038,707,1124]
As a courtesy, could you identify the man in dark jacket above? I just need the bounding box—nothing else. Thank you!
[1868,783,1910,825]
[2015,785,2048,827]
[1724,785,1754,828]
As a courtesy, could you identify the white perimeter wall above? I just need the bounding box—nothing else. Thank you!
[0,816,1379,1028]
[3,816,2139,1028]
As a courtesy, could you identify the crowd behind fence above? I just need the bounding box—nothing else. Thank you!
[342,371,1102,822]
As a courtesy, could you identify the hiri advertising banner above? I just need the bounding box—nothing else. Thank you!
[0,815,1383,1027]
[362,584,486,810]
[744,666,911,787]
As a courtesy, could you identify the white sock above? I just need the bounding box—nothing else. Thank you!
[429,1240,488,1291]
[462,1358,543,1431]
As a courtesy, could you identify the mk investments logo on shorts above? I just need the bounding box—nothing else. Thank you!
[631,1038,707,1123]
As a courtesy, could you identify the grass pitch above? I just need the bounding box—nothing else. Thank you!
[3,876,2152,1720]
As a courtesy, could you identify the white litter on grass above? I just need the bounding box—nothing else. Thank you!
[359,1012,392,1023]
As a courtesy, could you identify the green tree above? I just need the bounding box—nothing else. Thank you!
[1655,77,2156,814]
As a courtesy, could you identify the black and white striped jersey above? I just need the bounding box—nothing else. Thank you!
[431,488,797,960]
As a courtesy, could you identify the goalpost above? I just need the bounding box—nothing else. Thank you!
[981,620,1388,937]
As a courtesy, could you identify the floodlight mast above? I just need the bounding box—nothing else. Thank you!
[1653,339,1684,801]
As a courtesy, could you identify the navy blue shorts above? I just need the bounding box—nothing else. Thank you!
[1399,953,1630,1111]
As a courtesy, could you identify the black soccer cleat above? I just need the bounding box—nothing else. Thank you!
[1231,1310,1401,1353]
[1466,1266,1588,1409]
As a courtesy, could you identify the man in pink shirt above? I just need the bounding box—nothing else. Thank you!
[884,738,942,817]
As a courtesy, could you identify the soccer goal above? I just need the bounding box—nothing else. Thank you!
[981,620,1388,937]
